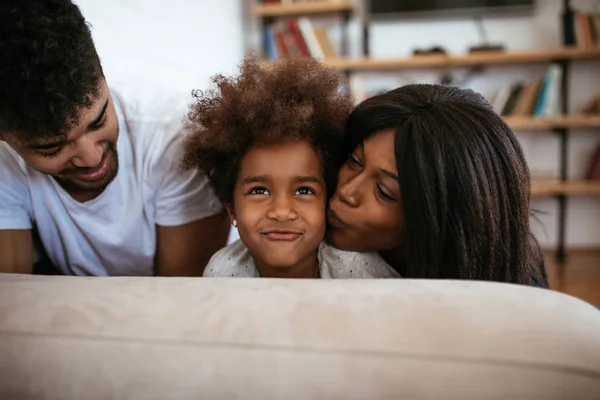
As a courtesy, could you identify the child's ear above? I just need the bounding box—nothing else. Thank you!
[225,203,236,225]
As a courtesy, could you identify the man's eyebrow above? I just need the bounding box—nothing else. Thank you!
[242,175,268,185]
[28,138,68,150]
[88,98,109,129]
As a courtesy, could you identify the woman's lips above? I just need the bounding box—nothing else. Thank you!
[327,208,347,228]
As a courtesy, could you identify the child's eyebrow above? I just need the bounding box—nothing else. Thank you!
[242,175,268,185]
[293,176,323,186]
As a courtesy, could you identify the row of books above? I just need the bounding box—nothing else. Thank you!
[262,0,339,4]
[264,18,337,60]
[492,64,563,117]
[563,7,600,48]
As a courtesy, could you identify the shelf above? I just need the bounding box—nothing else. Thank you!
[253,1,354,17]
[505,115,600,130]
[322,47,600,71]
[531,181,600,196]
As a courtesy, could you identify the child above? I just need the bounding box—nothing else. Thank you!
[182,55,399,279]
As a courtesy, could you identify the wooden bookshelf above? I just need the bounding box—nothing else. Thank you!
[322,47,600,71]
[254,1,354,17]
[531,181,600,196]
[505,115,600,130]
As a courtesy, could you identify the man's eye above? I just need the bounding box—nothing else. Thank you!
[91,117,108,130]
[295,187,315,195]
[249,187,269,195]
[36,148,63,158]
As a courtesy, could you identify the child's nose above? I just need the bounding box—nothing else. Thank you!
[266,195,298,222]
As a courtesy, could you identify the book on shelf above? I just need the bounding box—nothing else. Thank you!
[562,5,599,47]
[585,94,600,114]
[264,17,336,60]
[587,144,600,180]
[262,0,343,4]
[492,63,563,118]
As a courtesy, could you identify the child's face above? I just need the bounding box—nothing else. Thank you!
[229,140,326,271]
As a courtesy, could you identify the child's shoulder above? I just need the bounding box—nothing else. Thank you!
[318,241,401,279]
[203,239,258,277]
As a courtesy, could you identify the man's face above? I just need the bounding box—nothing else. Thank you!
[2,81,119,198]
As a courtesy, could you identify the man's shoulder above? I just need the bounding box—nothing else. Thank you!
[0,142,29,180]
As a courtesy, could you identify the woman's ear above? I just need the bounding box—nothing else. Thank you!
[225,203,237,227]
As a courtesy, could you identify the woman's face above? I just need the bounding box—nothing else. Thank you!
[327,129,406,253]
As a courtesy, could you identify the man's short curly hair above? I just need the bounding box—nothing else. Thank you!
[182,55,354,205]
[0,0,104,142]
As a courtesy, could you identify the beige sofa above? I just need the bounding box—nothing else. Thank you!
[0,274,599,399]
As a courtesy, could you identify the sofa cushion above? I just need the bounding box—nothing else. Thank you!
[0,274,599,399]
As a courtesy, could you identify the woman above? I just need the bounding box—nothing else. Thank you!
[327,84,548,287]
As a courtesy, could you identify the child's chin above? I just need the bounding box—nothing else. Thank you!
[261,256,303,269]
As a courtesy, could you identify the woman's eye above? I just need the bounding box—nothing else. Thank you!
[348,154,362,168]
[295,186,315,195]
[249,187,269,195]
[376,185,395,201]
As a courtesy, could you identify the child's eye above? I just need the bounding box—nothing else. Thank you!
[249,187,269,195]
[295,186,316,195]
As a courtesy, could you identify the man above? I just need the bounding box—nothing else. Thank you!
[0,0,230,276]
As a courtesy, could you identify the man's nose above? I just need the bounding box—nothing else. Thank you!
[71,136,104,168]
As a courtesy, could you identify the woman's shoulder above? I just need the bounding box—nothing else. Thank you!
[203,239,258,277]
[318,242,401,279]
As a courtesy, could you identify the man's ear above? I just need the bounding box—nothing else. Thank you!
[225,203,236,225]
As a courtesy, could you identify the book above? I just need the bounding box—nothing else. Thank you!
[562,2,577,45]
[313,26,337,58]
[492,85,512,115]
[297,17,325,58]
[587,144,600,180]
[501,83,524,116]
[512,79,543,116]
[286,19,311,57]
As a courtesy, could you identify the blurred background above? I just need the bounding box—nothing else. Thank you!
[76,0,600,304]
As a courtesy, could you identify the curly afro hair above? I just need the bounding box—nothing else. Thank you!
[0,0,104,142]
[182,54,354,205]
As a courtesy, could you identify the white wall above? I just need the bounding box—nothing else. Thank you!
[74,0,244,243]
[75,0,245,95]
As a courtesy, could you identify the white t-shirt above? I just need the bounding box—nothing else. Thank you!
[204,239,401,279]
[0,87,222,276]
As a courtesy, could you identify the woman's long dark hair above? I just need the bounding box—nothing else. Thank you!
[344,84,548,287]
